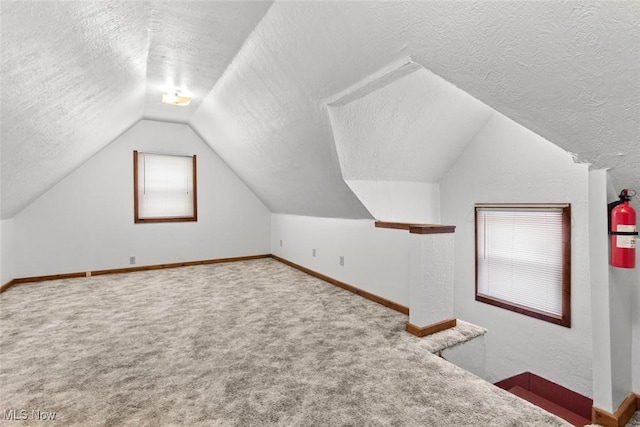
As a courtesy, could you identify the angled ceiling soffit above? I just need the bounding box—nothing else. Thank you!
[326,58,493,184]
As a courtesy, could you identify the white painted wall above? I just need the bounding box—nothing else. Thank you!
[1,219,14,284]
[441,335,487,379]
[327,61,491,225]
[633,263,640,394]
[344,180,440,223]
[609,267,635,406]
[606,181,637,409]
[628,200,639,396]
[12,120,271,278]
[605,178,640,400]
[440,112,593,397]
[271,214,410,307]
[589,169,615,411]
[409,232,454,327]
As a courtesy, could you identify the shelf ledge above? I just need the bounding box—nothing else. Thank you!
[375,221,456,234]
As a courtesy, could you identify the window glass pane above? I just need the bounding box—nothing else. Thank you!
[135,152,196,221]
[476,206,567,319]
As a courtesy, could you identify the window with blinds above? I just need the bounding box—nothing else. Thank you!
[133,151,197,223]
[475,204,571,327]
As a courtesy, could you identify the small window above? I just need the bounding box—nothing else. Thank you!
[133,150,197,223]
[475,204,571,327]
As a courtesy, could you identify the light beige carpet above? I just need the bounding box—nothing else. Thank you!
[0,258,569,426]
[417,319,487,355]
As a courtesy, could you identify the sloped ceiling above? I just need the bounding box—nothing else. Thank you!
[327,62,493,182]
[2,1,639,219]
[0,1,273,218]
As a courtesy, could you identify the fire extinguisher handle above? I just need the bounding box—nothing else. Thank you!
[618,189,634,201]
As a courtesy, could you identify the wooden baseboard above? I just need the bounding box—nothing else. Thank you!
[90,254,271,276]
[270,254,409,315]
[592,393,640,427]
[405,318,457,338]
[4,254,410,321]
[0,279,16,293]
[0,254,271,294]
[12,272,88,285]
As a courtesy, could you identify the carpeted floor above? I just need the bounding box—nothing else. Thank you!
[417,319,486,355]
[1,258,569,426]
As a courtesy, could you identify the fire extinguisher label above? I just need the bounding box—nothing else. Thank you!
[616,224,637,248]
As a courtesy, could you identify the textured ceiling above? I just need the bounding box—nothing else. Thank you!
[328,63,493,182]
[2,1,639,219]
[0,1,272,218]
[1,1,149,218]
[142,2,272,124]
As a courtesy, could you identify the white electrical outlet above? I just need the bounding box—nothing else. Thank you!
[279,240,282,247]
[312,248,316,257]
[339,256,344,266]
[129,256,136,265]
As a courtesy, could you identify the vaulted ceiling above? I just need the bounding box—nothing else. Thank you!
[2,1,639,219]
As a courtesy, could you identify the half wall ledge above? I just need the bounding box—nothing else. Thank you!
[375,220,457,337]
[374,221,456,234]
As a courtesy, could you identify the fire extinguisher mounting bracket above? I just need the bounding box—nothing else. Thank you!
[610,231,638,236]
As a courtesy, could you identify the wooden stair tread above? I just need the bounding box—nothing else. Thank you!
[508,386,591,427]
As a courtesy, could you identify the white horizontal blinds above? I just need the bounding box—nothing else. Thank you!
[137,152,194,219]
[477,207,564,316]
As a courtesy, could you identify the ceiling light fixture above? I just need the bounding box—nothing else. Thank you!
[162,90,192,106]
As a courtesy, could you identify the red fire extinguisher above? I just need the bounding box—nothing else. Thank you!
[608,189,637,268]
